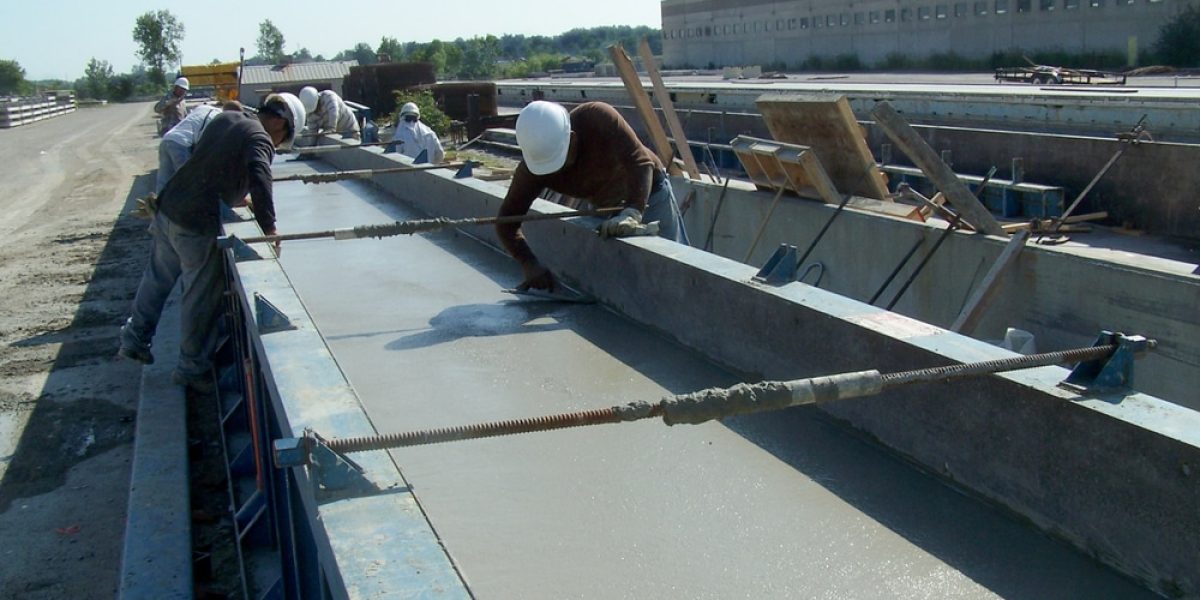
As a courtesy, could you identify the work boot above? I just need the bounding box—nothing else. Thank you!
[171,370,216,395]
[117,345,154,365]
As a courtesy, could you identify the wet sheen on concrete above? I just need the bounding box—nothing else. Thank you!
[270,157,1155,599]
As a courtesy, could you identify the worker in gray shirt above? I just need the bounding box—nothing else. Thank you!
[153,77,190,136]
[118,93,305,393]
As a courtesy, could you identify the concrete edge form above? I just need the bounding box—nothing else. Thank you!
[221,216,471,598]
[318,139,1200,598]
[119,295,193,600]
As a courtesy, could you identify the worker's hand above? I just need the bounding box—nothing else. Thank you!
[263,228,282,257]
[597,207,642,238]
[516,261,556,292]
[597,207,660,239]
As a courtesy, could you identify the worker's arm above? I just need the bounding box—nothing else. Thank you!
[153,92,178,115]
[244,134,278,234]
[496,164,542,267]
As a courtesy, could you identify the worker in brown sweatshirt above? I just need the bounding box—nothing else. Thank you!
[496,101,689,291]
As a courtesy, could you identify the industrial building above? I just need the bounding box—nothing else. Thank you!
[660,0,1199,67]
[238,60,357,108]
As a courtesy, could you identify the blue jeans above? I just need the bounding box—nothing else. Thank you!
[120,211,227,378]
[156,139,191,194]
[643,172,690,246]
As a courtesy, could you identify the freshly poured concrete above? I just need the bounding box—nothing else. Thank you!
[270,157,1153,599]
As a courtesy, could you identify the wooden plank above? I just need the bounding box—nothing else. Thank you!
[845,197,924,222]
[951,230,1030,334]
[756,93,891,201]
[607,44,680,176]
[796,150,843,206]
[637,38,701,180]
[870,102,1006,236]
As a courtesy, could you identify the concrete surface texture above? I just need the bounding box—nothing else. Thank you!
[0,102,157,598]
[267,155,1158,598]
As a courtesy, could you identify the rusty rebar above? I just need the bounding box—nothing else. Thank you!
[326,403,663,454]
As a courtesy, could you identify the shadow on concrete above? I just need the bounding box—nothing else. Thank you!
[383,302,568,352]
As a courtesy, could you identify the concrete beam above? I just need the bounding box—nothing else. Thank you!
[318,141,1200,598]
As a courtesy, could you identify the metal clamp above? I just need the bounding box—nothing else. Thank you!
[753,244,800,285]
[1063,331,1155,391]
[254,292,296,334]
[273,430,370,492]
[217,235,263,262]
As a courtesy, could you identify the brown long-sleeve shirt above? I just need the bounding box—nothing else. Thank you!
[497,102,662,265]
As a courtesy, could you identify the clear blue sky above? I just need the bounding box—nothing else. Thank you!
[1,1,663,81]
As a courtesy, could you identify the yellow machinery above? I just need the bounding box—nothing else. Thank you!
[180,62,241,102]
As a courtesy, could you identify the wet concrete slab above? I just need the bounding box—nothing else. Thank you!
[270,157,1154,599]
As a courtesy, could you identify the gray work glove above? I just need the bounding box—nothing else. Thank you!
[596,207,660,239]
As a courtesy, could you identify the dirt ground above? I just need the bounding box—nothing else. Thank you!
[0,102,158,598]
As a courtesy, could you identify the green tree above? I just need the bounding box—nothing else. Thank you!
[294,47,313,61]
[132,10,185,86]
[257,20,286,64]
[1153,6,1200,67]
[458,36,500,80]
[80,58,113,99]
[0,59,28,95]
[378,36,404,62]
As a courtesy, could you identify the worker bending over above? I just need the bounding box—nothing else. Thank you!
[299,86,360,140]
[156,101,243,193]
[118,93,306,393]
[153,77,190,136]
[392,102,445,163]
[497,101,690,291]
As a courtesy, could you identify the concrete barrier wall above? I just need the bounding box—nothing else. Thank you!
[319,142,1200,598]
[593,104,1200,242]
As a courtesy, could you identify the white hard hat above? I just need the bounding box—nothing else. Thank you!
[299,86,319,113]
[174,77,190,91]
[399,102,420,118]
[516,101,571,175]
[263,92,306,150]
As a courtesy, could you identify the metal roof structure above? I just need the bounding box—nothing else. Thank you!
[240,60,358,86]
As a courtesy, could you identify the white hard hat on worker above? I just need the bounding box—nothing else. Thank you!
[299,86,319,114]
[516,101,571,175]
[400,102,421,119]
[174,77,189,91]
[262,92,306,150]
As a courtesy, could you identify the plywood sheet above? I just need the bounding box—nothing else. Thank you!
[756,93,890,200]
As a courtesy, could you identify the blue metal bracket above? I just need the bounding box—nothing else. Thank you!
[454,160,477,179]
[273,431,372,492]
[412,149,429,165]
[254,292,296,334]
[217,235,263,262]
[383,140,400,154]
[1063,331,1154,391]
[753,244,800,285]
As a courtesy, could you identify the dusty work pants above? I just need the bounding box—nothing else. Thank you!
[120,211,226,378]
[156,139,191,194]
[644,170,690,246]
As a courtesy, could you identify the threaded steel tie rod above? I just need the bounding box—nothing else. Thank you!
[318,341,1145,455]
[237,207,623,244]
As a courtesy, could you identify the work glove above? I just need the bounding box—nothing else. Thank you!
[596,207,660,239]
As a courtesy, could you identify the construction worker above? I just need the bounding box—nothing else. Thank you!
[299,86,360,140]
[153,77,190,136]
[155,101,243,193]
[118,93,305,393]
[391,102,445,163]
[497,101,689,292]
